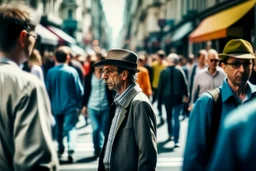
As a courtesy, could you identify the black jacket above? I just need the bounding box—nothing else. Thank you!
[157,66,189,106]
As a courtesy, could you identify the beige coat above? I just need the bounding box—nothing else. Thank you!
[0,61,59,171]
[98,85,157,171]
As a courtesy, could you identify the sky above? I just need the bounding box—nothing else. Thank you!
[101,0,125,47]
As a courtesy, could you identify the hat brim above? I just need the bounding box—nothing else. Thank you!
[94,59,140,72]
[219,53,256,60]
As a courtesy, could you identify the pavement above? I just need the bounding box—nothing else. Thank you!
[59,104,188,171]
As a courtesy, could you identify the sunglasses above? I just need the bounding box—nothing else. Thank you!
[225,61,252,69]
[210,59,219,63]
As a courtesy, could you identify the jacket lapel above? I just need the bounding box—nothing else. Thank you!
[114,108,127,137]
[114,85,141,137]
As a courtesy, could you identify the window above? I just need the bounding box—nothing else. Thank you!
[68,9,73,19]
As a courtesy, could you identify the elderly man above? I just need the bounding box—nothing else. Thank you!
[190,49,226,104]
[183,39,256,171]
[157,53,189,146]
[94,49,157,171]
[0,2,58,170]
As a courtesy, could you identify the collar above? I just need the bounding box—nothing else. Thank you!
[204,66,222,77]
[0,57,19,67]
[114,83,141,107]
[221,78,256,102]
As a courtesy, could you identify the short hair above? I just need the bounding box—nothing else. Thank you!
[208,49,218,58]
[157,50,166,59]
[0,2,39,52]
[167,53,179,65]
[55,46,71,63]
[117,67,137,83]
[197,49,207,58]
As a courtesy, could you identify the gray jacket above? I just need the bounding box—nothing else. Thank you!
[98,85,157,171]
[0,61,59,171]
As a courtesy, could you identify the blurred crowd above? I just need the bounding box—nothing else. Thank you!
[2,1,256,171]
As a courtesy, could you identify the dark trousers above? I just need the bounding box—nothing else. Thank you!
[152,87,162,115]
[55,113,77,155]
[164,101,173,137]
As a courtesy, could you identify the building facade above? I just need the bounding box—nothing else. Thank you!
[120,0,256,58]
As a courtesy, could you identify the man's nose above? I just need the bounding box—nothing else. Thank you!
[102,73,107,79]
[238,64,245,72]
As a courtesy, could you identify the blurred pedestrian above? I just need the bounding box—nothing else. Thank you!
[94,49,157,171]
[208,98,256,171]
[46,46,84,162]
[69,51,84,84]
[183,39,256,171]
[0,2,58,170]
[190,49,226,106]
[82,53,113,157]
[189,50,207,104]
[157,53,189,146]
[151,50,167,118]
[138,52,153,86]
[137,54,152,98]
[28,49,44,82]
[177,55,188,80]
[186,53,195,77]
[249,57,256,84]
[42,51,55,79]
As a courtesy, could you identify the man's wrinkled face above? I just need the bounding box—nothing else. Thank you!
[102,65,122,91]
[221,57,253,86]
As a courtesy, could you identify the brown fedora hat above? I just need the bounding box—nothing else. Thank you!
[94,49,140,72]
[219,39,255,60]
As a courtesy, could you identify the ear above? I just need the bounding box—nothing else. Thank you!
[66,54,71,63]
[122,70,128,80]
[220,62,225,69]
[19,30,27,48]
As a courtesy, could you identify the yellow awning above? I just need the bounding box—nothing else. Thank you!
[189,0,256,43]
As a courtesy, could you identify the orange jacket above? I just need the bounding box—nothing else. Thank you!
[137,66,152,97]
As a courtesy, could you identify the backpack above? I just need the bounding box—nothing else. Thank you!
[206,88,222,162]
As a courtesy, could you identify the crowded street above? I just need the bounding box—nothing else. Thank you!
[1,0,256,171]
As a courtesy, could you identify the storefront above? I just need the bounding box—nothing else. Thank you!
[189,0,256,53]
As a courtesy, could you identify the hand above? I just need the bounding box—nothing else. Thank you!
[81,106,88,117]
[188,104,194,112]
[183,96,189,103]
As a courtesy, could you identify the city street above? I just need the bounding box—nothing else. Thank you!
[59,104,188,171]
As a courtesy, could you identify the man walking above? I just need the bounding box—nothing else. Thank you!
[183,39,256,170]
[157,53,189,146]
[190,49,226,104]
[94,49,157,171]
[0,2,58,170]
[46,46,84,162]
[189,50,207,98]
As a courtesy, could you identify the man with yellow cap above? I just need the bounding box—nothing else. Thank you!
[183,39,256,171]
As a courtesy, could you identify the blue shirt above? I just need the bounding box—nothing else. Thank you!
[183,78,256,171]
[46,64,84,115]
[87,74,108,111]
[209,98,256,171]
